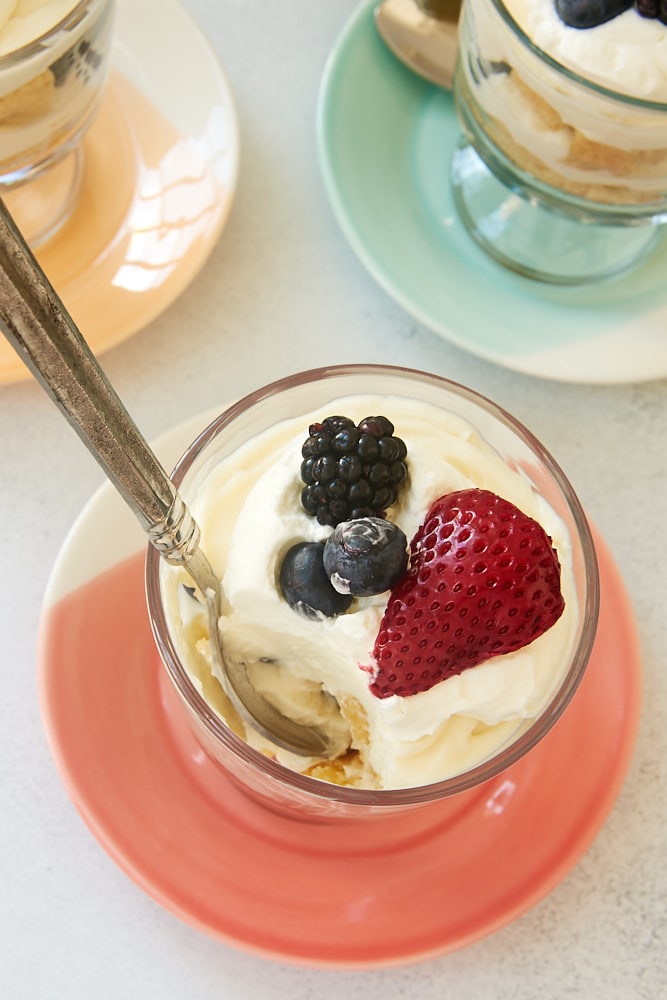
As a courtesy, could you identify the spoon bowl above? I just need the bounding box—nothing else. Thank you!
[374,0,460,90]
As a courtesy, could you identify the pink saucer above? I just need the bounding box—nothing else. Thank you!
[37,523,641,967]
[0,0,239,384]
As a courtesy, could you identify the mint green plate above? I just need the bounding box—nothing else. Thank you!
[316,0,667,384]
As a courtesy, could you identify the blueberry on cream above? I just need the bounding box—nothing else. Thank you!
[323,518,408,597]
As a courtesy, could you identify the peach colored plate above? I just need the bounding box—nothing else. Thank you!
[36,414,641,968]
[0,0,239,385]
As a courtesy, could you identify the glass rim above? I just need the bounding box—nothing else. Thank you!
[0,0,102,67]
[489,0,667,113]
[145,363,600,807]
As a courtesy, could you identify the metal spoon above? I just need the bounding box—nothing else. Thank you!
[0,199,346,761]
[374,0,460,90]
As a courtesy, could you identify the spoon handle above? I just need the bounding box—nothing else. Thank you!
[0,198,199,566]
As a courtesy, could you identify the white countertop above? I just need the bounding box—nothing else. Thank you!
[2,1,666,996]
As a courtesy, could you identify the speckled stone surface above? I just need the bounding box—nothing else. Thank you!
[1,1,665,997]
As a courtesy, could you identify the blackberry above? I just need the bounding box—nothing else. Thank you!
[300,415,408,527]
[635,0,667,20]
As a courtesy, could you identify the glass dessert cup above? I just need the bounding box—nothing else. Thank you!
[451,0,667,285]
[145,364,599,819]
[0,0,115,248]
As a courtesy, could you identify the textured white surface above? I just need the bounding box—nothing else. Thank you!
[1,0,665,996]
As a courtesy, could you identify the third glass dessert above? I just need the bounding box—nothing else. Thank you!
[0,0,115,244]
[451,0,667,283]
[147,367,598,808]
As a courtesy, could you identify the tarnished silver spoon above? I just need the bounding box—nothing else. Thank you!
[0,199,347,761]
[374,0,460,90]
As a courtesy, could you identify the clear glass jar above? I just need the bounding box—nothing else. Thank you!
[451,0,667,282]
[146,365,599,818]
[0,0,115,243]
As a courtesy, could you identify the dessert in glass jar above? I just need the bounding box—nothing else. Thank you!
[451,0,667,283]
[146,366,599,816]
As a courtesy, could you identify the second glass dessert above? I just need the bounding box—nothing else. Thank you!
[451,0,667,283]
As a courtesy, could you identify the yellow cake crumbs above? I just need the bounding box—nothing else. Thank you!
[0,70,55,124]
[461,69,667,206]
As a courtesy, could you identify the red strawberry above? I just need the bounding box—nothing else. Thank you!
[367,488,565,699]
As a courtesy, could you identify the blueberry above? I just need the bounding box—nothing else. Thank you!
[323,518,408,597]
[279,542,353,619]
[554,0,632,28]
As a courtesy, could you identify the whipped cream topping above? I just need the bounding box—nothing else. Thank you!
[162,394,579,790]
[505,0,667,102]
[0,0,80,58]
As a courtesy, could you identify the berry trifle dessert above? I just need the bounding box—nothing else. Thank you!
[152,369,595,795]
[0,0,114,180]
[455,0,667,208]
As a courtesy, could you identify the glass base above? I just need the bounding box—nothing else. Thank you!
[2,149,83,250]
[450,140,661,286]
